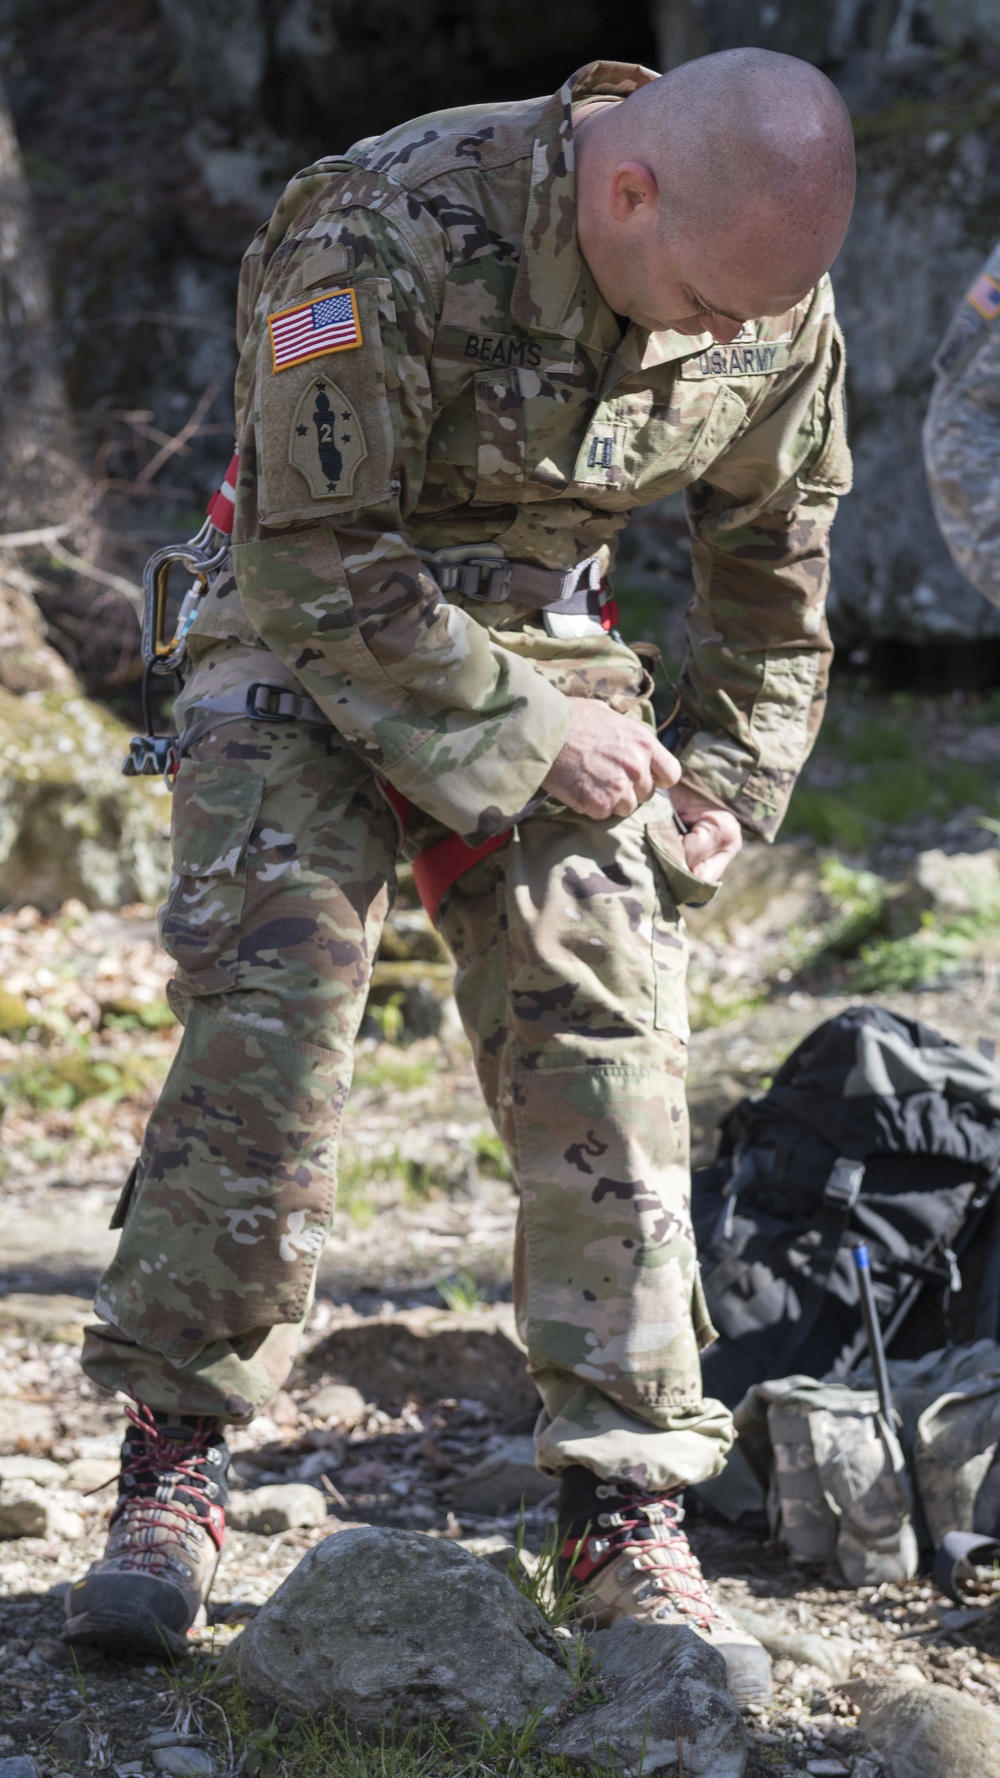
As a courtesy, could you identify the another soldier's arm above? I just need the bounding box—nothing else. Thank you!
[231,205,573,844]
[671,281,851,841]
[924,248,1000,607]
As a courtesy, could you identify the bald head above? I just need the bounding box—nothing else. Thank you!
[575,49,855,338]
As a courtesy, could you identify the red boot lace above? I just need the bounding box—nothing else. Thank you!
[110,1400,226,1576]
[560,1487,719,1632]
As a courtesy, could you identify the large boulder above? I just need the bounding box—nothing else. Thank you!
[0,685,169,910]
[237,1526,569,1730]
[846,1677,1000,1778]
[549,1619,746,1778]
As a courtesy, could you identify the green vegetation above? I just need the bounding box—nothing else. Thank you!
[0,1049,154,1113]
[352,1053,434,1094]
[474,1129,511,1178]
[783,707,996,852]
[435,1270,489,1312]
[845,911,996,994]
[211,1678,628,1778]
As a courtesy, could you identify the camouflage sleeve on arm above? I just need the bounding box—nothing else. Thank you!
[231,193,572,844]
[923,239,1000,609]
[673,283,852,841]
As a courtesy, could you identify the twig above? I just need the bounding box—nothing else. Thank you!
[0,521,74,547]
[136,377,223,486]
[47,544,143,611]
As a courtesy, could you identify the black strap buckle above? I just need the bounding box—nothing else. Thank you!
[246,682,306,721]
[437,561,512,603]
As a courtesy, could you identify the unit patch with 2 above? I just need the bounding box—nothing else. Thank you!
[289,375,368,499]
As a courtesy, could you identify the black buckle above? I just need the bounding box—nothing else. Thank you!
[439,561,512,603]
[246,682,302,721]
[121,735,178,780]
[823,1157,865,1211]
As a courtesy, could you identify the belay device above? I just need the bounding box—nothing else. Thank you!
[121,452,239,780]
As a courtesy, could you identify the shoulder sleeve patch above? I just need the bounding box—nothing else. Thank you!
[256,280,395,526]
[268,287,362,372]
[934,240,1000,381]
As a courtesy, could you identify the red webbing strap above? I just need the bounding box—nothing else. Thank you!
[206,451,239,534]
[412,828,511,922]
[379,781,510,920]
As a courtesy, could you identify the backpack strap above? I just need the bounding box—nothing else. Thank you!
[769,1157,866,1374]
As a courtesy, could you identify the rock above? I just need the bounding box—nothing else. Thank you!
[302,1382,368,1426]
[300,1306,538,1420]
[238,1524,568,1730]
[377,907,450,964]
[365,960,457,1039]
[49,1720,89,1767]
[151,1751,215,1778]
[0,1479,85,1540]
[226,1483,329,1535]
[0,686,169,912]
[450,1436,554,1515]
[0,1759,41,1778]
[0,561,75,695]
[887,849,1000,935]
[726,1605,855,1684]
[548,1619,746,1778]
[0,1456,67,1487]
[0,1398,56,1453]
[64,1457,119,1494]
[846,1678,1000,1778]
[0,1293,94,1341]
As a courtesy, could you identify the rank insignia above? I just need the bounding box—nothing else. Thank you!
[268,287,362,372]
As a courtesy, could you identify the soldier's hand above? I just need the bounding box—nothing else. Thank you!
[542,699,680,819]
[670,786,743,884]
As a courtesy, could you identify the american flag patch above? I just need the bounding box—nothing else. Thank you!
[268,288,362,372]
[967,272,1000,322]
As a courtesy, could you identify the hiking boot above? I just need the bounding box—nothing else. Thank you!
[557,1466,772,1709]
[64,1402,229,1659]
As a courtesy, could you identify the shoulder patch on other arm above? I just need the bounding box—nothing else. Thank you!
[256,279,395,525]
[934,244,1000,381]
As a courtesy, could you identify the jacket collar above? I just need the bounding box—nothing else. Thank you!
[511,61,714,367]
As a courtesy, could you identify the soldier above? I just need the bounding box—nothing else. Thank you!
[924,239,1000,607]
[66,47,854,1701]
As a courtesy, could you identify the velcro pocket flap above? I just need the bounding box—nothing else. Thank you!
[172,763,264,877]
[645,802,719,908]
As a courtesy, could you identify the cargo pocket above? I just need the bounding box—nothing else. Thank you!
[644,807,717,1042]
[159,762,264,992]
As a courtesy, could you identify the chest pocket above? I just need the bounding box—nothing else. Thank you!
[473,371,526,504]
[573,381,749,500]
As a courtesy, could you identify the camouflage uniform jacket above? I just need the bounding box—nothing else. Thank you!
[925,236,1000,608]
[191,59,852,844]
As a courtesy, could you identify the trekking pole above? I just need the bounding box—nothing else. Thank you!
[854,1243,896,1426]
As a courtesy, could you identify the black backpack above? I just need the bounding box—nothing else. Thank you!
[692,1006,1000,1408]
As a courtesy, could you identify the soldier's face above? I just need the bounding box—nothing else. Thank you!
[587,159,819,338]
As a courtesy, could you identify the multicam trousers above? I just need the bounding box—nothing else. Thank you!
[82,644,733,1490]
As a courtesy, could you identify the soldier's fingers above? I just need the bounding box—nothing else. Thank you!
[649,742,682,789]
[611,783,639,819]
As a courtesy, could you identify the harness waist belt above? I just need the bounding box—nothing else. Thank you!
[428,551,605,611]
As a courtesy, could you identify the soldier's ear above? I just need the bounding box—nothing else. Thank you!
[607,161,658,226]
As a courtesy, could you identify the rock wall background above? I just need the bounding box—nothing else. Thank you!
[7,0,1000,674]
